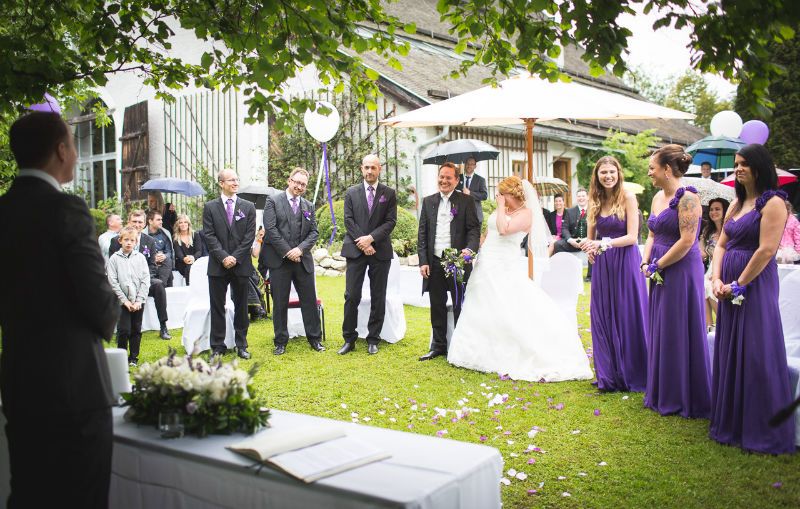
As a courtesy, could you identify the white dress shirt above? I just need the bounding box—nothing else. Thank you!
[434,191,454,257]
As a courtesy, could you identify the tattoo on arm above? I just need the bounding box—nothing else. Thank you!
[678,194,700,235]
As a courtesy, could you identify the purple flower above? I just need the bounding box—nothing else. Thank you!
[450,205,458,218]
[594,409,601,416]
[141,246,150,256]
[379,195,387,203]
[499,373,511,381]
[302,210,312,221]
[234,209,246,221]
[527,489,538,495]
[772,482,783,489]
[479,435,487,442]
[186,402,198,414]
[527,458,536,464]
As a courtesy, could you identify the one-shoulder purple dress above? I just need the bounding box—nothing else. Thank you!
[644,187,711,418]
[710,190,796,454]
[590,213,649,391]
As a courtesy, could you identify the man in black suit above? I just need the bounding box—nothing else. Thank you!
[109,209,171,339]
[554,187,591,280]
[202,169,257,359]
[339,154,398,355]
[0,112,119,508]
[262,167,324,356]
[455,156,489,224]
[418,162,481,361]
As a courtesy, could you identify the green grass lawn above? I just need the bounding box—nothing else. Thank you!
[131,276,800,508]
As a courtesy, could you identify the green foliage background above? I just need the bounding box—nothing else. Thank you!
[316,200,418,256]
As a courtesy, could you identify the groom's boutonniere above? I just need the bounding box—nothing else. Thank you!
[141,245,150,257]
[302,210,312,221]
[450,205,458,219]
[378,195,387,204]
[234,210,246,221]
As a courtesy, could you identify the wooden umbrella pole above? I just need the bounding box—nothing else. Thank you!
[525,118,536,280]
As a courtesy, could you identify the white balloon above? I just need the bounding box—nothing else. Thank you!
[709,110,743,138]
[303,101,340,143]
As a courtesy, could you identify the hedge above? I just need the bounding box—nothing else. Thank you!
[89,208,107,239]
[316,200,418,256]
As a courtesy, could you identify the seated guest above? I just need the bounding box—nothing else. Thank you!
[110,210,172,340]
[173,214,204,283]
[107,227,150,366]
[699,198,729,329]
[546,194,572,256]
[98,213,122,264]
[146,209,175,287]
[248,227,268,320]
[778,201,800,264]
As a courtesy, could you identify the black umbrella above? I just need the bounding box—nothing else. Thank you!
[238,182,280,208]
[422,139,500,165]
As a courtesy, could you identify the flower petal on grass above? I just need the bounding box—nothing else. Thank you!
[594,409,601,416]
[341,403,347,409]
[436,429,448,437]
[479,435,488,442]
[516,472,527,480]
[507,468,517,476]
[527,489,538,495]
[773,482,783,489]
[527,458,536,464]
[562,492,571,497]
[598,461,608,466]
[558,476,567,480]
[500,478,511,486]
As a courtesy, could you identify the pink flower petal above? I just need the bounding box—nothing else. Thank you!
[773,482,783,489]
[479,435,488,442]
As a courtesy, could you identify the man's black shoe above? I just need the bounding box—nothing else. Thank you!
[159,327,172,340]
[274,345,286,355]
[236,347,251,360]
[338,342,355,355]
[309,341,326,352]
[419,350,445,361]
[368,344,379,355]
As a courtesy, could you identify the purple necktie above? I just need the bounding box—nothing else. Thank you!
[225,198,234,225]
[367,186,375,212]
[291,197,298,214]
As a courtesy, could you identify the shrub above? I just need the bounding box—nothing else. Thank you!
[89,208,107,239]
[481,199,498,234]
[316,200,419,256]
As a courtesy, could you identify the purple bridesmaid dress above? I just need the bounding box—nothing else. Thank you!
[590,213,649,391]
[710,190,796,454]
[644,187,711,418]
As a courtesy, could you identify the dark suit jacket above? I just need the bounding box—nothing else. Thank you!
[341,183,397,261]
[546,210,571,238]
[110,232,159,278]
[418,191,480,291]
[261,192,319,273]
[0,177,118,417]
[202,196,257,277]
[456,173,488,223]
[563,206,587,241]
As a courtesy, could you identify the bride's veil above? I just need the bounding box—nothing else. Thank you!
[522,179,551,281]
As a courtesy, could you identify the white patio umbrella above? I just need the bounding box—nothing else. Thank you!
[381,73,694,277]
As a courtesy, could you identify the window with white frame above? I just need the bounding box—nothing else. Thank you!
[71,100,117,207]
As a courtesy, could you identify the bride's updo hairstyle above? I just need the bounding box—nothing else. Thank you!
[652,144,693,178]
[498,175,525,203]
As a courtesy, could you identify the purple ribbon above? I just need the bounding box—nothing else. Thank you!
[324,142,336,245]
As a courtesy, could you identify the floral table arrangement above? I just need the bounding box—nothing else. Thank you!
[122,349,270,437]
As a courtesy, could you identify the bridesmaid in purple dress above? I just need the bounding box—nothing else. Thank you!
[710,144,796,454]
[581,156,648,392]
[641,144,711,418]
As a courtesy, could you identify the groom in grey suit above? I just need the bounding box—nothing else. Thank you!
[202,169,257,359]
[262,167,324,355]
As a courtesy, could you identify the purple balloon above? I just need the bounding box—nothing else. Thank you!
[27,93,61,115]
[739,120,769,145]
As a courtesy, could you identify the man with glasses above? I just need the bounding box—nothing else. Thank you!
[262,167,324,356]
[202,169,257,359]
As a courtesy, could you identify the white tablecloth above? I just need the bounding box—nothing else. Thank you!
[0,408,502,508]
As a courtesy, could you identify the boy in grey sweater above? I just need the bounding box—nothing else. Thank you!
[107,227,150,365]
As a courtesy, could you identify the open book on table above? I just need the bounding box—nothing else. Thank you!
[228,426,390,483]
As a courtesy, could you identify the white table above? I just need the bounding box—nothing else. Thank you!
[0,407,502,508]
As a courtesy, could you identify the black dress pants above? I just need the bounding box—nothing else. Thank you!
[209,272,250,352]
[428,256,471,353]
[342,255,390,345]
[270,261,321,346]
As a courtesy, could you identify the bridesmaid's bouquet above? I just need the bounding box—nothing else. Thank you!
[596,237,613,256]
[730,281,746,305]
[646,261,663,285]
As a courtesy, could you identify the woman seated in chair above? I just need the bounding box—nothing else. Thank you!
[173,214,205,284]
[778,201,800,264]
[546,194,567,256]
[248,227,268,321]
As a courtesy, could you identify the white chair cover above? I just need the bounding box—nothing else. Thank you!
[180,257,236,354]
[539,252,584,333]
[779,268,800,359]
[355,254,406,342]
[172,270,186,287]
[141,287,190,331]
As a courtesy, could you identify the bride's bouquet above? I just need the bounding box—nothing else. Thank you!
[440,248,473,305]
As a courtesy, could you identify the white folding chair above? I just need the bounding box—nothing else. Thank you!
[539,252,584,332]
[180,257,236,355]
[779,268,800,359]
[356,253,407,342]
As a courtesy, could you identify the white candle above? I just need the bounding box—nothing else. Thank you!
[104,348,132,402]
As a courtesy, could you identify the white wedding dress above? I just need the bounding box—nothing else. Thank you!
[447,211,594,382]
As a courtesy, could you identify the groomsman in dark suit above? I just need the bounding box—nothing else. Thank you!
[202,169,257,359]
[418,162,481,360]
[262,167,324,356]
[455,156,489,224]
[339,154,398,355]
[554,187,591,280]
[0,112,119,507]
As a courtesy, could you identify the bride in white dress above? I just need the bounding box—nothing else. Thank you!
[447,176,594,382]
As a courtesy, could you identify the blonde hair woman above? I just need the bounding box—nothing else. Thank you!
[446,175,593,382]
[580,156,648,392]
[172,214,206,283]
